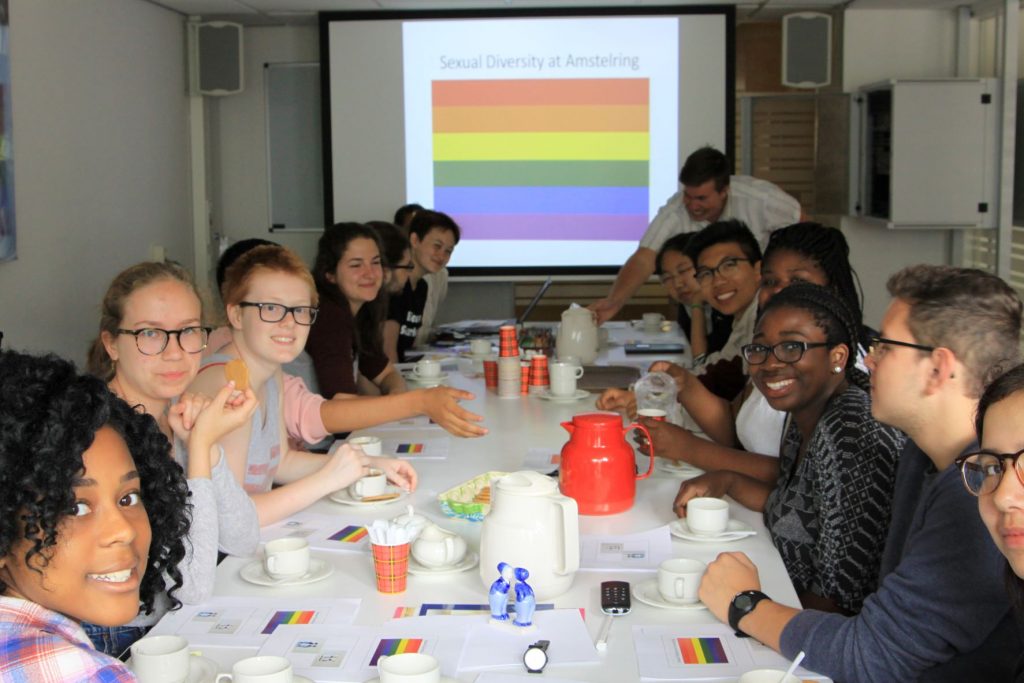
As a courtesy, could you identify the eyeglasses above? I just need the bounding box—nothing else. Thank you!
[955,448,1024,496]
[388,263,415,271]
[659,266,696,284]
[694,257,751,285]
[741,341,830,365]
[116,326,211,355]
[866,334,935,360]
[238,301,318,326]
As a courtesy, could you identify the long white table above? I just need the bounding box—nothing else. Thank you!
[195,323,804,681]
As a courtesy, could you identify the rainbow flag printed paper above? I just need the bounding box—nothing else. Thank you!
[327,525,367,543]
[432,78,650,241]
[261,610,316,634]
[676,636,729,665]
[395,443,425,454]
[369,638,424,665]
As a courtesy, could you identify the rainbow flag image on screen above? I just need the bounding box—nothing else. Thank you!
[261,610,316,634]
[676,636,729,664]
[328,525,367,543]
[432,78,649,241]
[396,443,424,454]
[369,638,424,665]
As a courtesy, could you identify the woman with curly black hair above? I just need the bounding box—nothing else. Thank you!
[0,349,191,680]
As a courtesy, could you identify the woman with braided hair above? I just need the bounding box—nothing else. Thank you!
[674,283,904,615]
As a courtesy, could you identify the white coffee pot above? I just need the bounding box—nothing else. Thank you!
[411,524,467,568]
[556,305,598,364]
[479,470,579,600]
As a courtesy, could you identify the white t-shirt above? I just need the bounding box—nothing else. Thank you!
[639,175,801,251]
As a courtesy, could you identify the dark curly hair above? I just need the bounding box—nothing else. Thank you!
[0,350,191,617]
[758,282,870,393]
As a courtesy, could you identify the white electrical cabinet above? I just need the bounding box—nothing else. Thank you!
[854,78,999,229]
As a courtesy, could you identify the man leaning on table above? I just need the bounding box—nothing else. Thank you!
[695,265,1022,683]
[589,146,801,325]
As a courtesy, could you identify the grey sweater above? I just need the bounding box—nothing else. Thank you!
[779,440,1019,683]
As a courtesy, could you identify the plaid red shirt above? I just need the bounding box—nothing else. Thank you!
[0,596,137,682]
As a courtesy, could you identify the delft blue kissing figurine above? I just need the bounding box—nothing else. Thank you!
[489,562,514,622]
[513,567,536,627]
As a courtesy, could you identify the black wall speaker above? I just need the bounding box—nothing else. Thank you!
[782,12,832,89]
[197,22,243,96]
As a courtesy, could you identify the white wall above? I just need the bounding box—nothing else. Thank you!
[207,25,320,267]
[842,8,958,327]
[0,0,190,364]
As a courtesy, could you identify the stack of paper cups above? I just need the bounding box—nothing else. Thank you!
[498,325,519,358]
[497,356,521,397]
[528,354,550,395]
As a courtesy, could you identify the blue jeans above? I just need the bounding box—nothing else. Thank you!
[83,622,148,660]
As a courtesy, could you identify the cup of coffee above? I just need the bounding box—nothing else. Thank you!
[130,635,190,683]
[643,312,666,332]
[686,497,730,535]
[469,338,492,356]
[411,358,441,379]
[348,435,382,456]
[549,361,585,397]
[263,537,310,580]
[739,670,800,683]
[215,656,292,683]
[378,652,441,683]
[349,468,387,500]
[657,557,706,604]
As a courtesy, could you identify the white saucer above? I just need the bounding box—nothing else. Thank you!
[328,486,409,507]
[407,371,449,383]
[669,518,757,543]
[408,551,479,576]
[460,351,493,359]
[536,389,590,402]
[657,458,703,478]
[366,678,458,683]
[632,579,708,610]
[240,558,334,587]
[129,654,220,683]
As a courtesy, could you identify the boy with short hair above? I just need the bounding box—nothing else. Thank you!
[384,209,460,363]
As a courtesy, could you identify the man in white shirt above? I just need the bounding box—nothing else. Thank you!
[590,146,801,325]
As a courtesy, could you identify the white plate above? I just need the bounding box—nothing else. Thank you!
[669,518,757,543]
[240,558,334,587]
[328,486,409,507]
[657,458,704,478]
[406,371,449,383]
[536,389,591,402]
[408,551,480,576]
[129,655,220,683]
[366,678,459,683]
[632,579,708,611]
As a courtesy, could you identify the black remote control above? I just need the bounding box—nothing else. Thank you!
[600,580,631,615]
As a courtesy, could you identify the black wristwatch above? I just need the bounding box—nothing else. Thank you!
[728,590,770,638]
[523,640,550,674]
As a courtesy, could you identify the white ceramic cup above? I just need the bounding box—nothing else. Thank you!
[739,670,800,683]
[686,497,730,536]
[378,652,441,683]
[657,557,706,604]
[263,537,310,580]
[215,655,293,683]
[412,358,441,378]
[637,408,667,421]
[643,312,666,331]
[469,338,492,356]
[549,361,585,397]
[348,435,382,456]
[348,468,387,499]
[130,635,190,683]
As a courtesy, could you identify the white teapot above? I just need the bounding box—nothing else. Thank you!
[556,305,598,364]
[479,471,580,600]
[390,505,430,541]
[411,523,467,568]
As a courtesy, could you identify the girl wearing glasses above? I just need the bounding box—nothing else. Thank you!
[675,283,903,615]
[306,223,407,399]
[958,363,1024,664]
[191,245,417,525]
[370,221,415,296]
[85,262,259,655]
